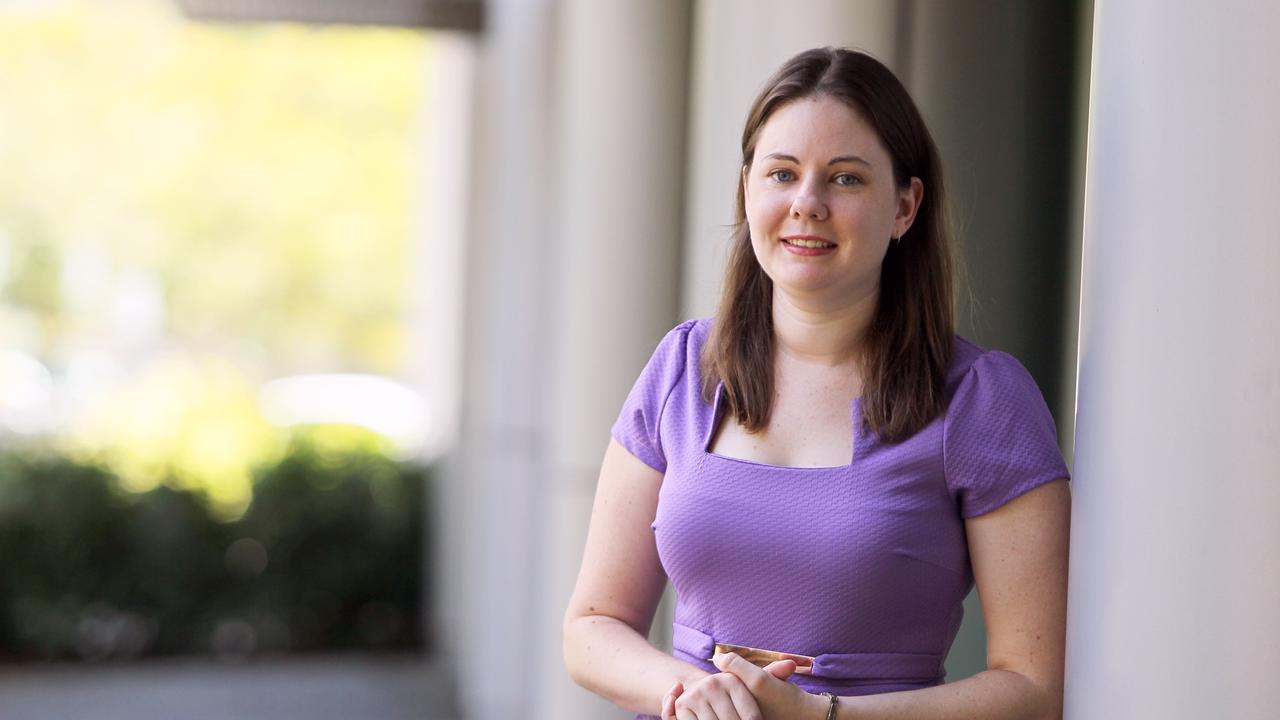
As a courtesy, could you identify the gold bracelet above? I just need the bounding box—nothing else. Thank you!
[819,691,838,720]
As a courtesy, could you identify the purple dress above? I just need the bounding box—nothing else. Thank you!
[611,318,1069,717]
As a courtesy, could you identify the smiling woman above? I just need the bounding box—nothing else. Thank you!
[743,96,920,364]
[564,47,1071,720]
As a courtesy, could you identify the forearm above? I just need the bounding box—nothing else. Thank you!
[834,669,1060,720]
[563,614,711,714]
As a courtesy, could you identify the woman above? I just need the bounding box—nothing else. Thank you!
[563,47,1070,720]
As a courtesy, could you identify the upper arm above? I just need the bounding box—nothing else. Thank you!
[564,438,668,636]
[966,478,1071,697]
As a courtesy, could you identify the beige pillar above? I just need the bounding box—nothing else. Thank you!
[543,2,692,718]
[450,0,557,717]
[415,30,476,659]
[1067,2,1280,718]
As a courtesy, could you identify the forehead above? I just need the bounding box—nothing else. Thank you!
[754,95,888,162]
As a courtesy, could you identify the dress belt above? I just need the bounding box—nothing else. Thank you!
[672,622,944,684]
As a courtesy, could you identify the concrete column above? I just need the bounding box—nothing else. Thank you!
[414,30,476,659]
[413,33,476,463]
[1067,2,1280,718]
[543,2,692,718]
[681,0,901,319]
[449,0,557,717]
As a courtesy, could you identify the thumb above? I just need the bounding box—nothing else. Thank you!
[713,651,768,680]
[763,659,798,680]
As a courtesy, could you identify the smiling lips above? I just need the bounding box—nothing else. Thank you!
[781,234,836,255]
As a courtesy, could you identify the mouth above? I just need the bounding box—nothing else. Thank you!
[781,235,836,249]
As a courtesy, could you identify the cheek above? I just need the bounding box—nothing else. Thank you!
[867,195,902,233]
[743,202,767,246]
[744,214,774,271]
[747,223,769,267]
[745,192,786,233]
[746,211,779,261]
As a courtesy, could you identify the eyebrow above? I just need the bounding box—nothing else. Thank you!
[762,152,873,167]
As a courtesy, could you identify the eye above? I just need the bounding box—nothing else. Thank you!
[833,173,862,187]
[767,168,796,183]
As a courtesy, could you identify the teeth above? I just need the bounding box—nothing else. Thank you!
[784,238,835,248]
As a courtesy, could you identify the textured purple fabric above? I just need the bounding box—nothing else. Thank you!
[612,318,1069,716]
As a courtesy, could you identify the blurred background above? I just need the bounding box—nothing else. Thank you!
[0,0,450,716]
[0,0,1095,718]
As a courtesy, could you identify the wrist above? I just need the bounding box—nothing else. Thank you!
[678,666,711,686]
[810,691,837,720]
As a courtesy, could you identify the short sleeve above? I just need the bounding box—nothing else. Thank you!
[943,351,1070,518]
[610,320,696,473]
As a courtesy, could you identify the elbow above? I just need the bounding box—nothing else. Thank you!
[1042,685,1064,720]
[1034,681,1064,717]
[990,664,1062,720]
[1031,672,1063,720]
[561,613,589,688]
[1021,673,1063,720]
[563,611,621,695]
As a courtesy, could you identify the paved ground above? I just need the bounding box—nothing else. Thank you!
[0,653,457,720]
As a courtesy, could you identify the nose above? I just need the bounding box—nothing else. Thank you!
[789,183,828,222]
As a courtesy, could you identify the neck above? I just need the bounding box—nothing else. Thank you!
[771,286,878,368]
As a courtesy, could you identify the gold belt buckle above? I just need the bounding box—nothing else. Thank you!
[712,642,815,675]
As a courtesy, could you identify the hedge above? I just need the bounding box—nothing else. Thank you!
[0,441,429,662]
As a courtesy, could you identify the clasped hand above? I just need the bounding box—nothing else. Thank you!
[660,652,825,720]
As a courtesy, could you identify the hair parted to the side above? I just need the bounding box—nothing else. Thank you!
[699,46,955,443]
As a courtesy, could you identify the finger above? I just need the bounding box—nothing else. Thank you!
[689,699,721,720]
[762,659,798,680]
[712,652,766,688]
[675,699,716,720]
[676,687,724,720]
[662,681,683,720]
[723,675,765,720]
[663,686,684,720]
[675,707,699,720]
[707,680,747,720]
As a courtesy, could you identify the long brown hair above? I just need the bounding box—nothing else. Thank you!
[700,47,955,443]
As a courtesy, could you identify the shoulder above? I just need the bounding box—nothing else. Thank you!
[627,317,714,401]
[647,317,713,369]
[612,317,713,472]
[940,336,1069,517]
[944,335,1042,402]
[672,316,714,347]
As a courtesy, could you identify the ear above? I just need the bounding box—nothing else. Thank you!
[741,164,751,205]
[895,177,924,239]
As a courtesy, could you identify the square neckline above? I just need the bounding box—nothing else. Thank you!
[702,382,864,471]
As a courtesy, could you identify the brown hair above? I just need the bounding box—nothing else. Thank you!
[700,47,955,443]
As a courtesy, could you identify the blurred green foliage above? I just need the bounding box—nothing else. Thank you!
[0,1,429,371]
[0,438,428,662]
[64,352,286,520]
[0,1,432,513]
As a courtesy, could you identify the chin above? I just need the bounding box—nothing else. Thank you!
[772,273,838,296]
